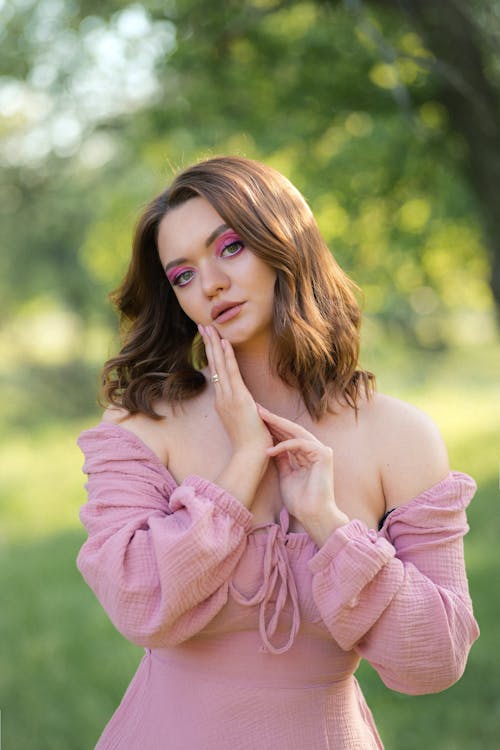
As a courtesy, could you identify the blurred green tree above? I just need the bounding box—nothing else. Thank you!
[362,0,500,322]
[0,0,498,349]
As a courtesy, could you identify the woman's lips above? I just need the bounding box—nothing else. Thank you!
[215,303,244,323]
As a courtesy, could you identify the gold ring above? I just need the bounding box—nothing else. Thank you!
[211,373,220,383]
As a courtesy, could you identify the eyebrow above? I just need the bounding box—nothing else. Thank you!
[163,223,230,274]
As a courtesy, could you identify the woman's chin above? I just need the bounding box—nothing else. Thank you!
[226,332,271,354]
[212,322,247,345]
[210,317,272,351]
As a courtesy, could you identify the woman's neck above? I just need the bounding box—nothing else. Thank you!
[234,348,306,421]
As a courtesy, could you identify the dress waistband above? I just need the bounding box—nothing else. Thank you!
[149,631,357,688]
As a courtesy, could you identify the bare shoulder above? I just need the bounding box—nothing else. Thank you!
[365,392,451,511]
[101,404,174,466]
[101,405,132,425]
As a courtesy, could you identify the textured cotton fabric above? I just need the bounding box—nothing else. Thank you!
[77,422,479,750]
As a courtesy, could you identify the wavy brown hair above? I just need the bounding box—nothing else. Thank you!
[101,156,376,420]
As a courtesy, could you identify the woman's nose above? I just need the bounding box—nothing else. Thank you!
[200,261,230,297]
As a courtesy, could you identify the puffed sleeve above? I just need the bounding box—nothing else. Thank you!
[307,471,480,695]
[76,423,253,649]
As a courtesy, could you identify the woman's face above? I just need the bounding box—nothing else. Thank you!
[157,197,277,350]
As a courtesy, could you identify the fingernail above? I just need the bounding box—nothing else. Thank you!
[198,324,204,334]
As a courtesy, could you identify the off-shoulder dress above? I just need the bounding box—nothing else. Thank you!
[76,422,479,750]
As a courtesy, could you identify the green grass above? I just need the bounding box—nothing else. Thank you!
[0,340,498,749]
[0,418,142,750]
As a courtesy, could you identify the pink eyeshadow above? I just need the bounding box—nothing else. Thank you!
[166,265,191,284]
[214,230,242,256]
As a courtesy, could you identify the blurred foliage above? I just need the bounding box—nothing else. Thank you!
[0,0,498,365]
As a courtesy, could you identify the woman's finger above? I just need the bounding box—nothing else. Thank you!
[261,417,305,445]
[206,325,226,374]
[199,325,217,377]
[261,422,289,443]
[257,405,320,442]
[266,438,320,460]
[200,325,230,397]
[220,338,248,392]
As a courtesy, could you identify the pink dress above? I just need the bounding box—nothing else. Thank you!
[77,422,479,749]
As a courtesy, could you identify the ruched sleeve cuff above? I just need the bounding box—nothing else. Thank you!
[176,475,254,531]
[307,520,400,647]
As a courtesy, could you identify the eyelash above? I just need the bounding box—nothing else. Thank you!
[171,238,245,287]
[219,239,244,258]
[172,269,194,287]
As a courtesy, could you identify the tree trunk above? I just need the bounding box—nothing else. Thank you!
[372,0,500,324]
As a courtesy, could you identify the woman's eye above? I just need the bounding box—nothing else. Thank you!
[221,240,244,257]
[173,269,194,287]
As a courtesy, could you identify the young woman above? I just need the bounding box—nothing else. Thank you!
[77,156,479,749]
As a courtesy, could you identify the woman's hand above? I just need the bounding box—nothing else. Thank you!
[200,325,272,454]
[257,404,349,544]
[198,325,272,508]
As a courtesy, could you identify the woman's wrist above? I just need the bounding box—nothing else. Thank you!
[215,448,268,509]
[302,505,350,547]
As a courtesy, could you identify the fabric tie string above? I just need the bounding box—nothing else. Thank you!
[229,507,301,655]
